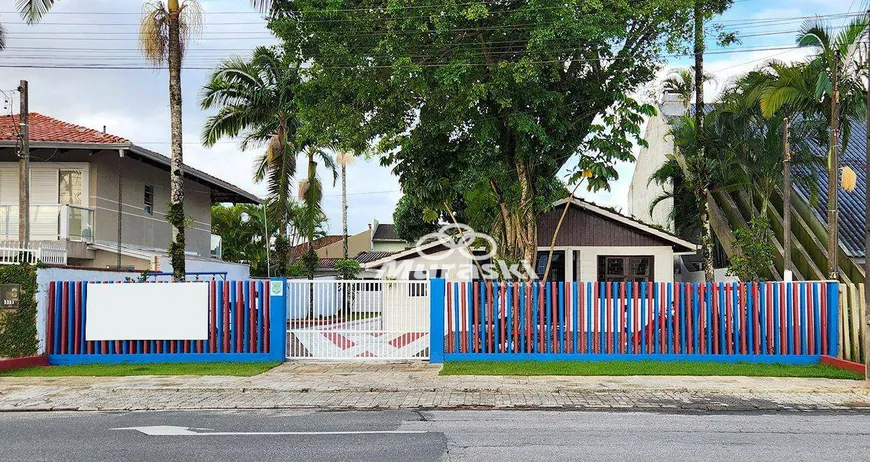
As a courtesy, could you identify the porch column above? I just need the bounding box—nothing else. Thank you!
[564,249,574,282]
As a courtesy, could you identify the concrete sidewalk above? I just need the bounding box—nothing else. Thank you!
[1,363,869,412]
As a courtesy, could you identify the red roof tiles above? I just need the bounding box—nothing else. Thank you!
[0,113,129,144]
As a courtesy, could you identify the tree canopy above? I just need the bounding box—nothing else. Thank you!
[268,0,731,266]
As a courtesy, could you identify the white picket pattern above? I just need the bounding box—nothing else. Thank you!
[286,280,430,360]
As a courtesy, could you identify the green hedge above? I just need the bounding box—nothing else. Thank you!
[0,264,38,358]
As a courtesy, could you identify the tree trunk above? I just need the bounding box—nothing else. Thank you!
[699,189,715,282]
[694,0,704,132]
[167,7,186,281]
[341,163,348,260]
[828,53,840,280]
[515,159,538,279]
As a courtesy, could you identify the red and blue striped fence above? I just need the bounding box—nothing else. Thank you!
[46,279,287,365]
[430,280,839,363]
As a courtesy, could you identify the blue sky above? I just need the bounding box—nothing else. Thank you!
[0,0,862,236]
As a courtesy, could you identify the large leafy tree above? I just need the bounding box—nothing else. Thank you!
[270,0,730,268]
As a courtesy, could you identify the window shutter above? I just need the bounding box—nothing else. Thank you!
[30,169,60,240]
[0,169,18,205]
[30,169,59,205]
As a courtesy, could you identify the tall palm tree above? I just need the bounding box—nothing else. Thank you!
[740,17,868,279]
[654,113,739,281]
[298,144,338,254]
[200,46,302,229]
[138,0,203,281]
[335,151,354,260]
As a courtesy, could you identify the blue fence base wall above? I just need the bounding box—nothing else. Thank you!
[48,352,282,366]
[443,353,823,365]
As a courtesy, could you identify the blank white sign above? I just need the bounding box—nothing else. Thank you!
[85,283,209,341]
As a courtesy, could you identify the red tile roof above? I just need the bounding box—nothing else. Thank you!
[0,113,129,145]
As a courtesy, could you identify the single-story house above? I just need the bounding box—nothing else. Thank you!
[361,198,697,283]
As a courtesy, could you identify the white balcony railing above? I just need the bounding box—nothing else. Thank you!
[0,204,94,243]
[0,241,67,265]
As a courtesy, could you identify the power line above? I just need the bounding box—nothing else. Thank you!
[0,44,809,70]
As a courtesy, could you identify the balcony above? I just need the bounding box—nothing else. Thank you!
[0,204,95,242]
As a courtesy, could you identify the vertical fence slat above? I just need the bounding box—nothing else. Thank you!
[816,284,828,355]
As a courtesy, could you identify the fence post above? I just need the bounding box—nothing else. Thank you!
[827,281,840,358]
[429,278,446,364]
[269,278,287,362]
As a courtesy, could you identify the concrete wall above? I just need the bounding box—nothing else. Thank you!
[157,255,251,281]
[90,150,213,258]
[628,111,674,231]
[372,241,409,252]
[35,266,144,354]
[90,251,152,271]
[316,230,371,258]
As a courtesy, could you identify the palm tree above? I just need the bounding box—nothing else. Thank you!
[661,66,716,107]
[648,157,703,241]
[138,0,204,280]
[654,113,739,281]
[201,46,302,229]
[298,144,338,254]
[335,151,354,260]
[739,17,868,279]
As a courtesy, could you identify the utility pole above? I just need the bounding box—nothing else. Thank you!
[828,51,840,280]
[117,150,124,269]
[864,27,870,385]
[17,80,30,246]
[783,117,792,279]
[694,0,714,282]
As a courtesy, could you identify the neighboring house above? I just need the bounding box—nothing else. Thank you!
[630,93,868,284]
[0,113,259,274]
[627,91,687,231]
[292,235,344,258]
[370,220,408,252]
[363,198,697,284]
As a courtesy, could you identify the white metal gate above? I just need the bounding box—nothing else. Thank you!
[286,280,431,360]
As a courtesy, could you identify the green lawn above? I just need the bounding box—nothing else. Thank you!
[0,361,280,378]
[440,361,863,380]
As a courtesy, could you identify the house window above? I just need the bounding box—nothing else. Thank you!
[535,251,565,281]
[144,185,154,215]
[409,270,432,297]
[58,170,82,205]
[597,256,654,283]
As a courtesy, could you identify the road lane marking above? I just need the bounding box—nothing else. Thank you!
[112,426,428,436]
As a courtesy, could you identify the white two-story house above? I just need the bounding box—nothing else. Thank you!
[0,112,260,275]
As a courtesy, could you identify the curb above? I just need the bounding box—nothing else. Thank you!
[0,356,48,373]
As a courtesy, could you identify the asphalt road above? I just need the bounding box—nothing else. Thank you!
[1,409,869,461]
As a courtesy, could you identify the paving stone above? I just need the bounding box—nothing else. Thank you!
[0,362,869,412]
